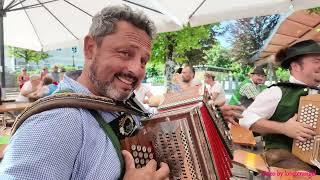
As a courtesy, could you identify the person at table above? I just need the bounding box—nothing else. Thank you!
[15,74,41,102]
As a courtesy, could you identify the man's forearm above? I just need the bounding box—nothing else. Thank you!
[250,119,284,134]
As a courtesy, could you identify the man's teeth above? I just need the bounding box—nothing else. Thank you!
[118,76,133,85]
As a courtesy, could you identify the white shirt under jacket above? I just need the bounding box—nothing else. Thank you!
[239,76,319,129]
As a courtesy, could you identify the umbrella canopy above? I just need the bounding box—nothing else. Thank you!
[4,0,320,51]
[1,0,320,86]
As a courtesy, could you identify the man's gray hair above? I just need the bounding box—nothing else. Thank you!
[89,5,156,46]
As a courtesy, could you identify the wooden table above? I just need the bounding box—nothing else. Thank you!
[0,102,31,113]
[0,102,31,127]
[230,125,256,147]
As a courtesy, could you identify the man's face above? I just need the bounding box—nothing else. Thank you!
[294,54,320,86]
[181,67,194,83]
[84,21,151,101]
[204,76,211,84]
[251,74,266,85]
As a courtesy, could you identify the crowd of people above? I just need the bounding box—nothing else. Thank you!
[15,65,65,102]
[0,4,319,180]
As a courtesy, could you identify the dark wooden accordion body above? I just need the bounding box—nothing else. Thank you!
[292,94,320,169]
[121,88,233,180]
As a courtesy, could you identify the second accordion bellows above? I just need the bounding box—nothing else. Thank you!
[121,87,233,180]
[292,94,320,169]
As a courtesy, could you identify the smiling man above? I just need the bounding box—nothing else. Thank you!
[0,6,169,180]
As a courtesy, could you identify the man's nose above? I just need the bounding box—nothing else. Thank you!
[127,56,144,74]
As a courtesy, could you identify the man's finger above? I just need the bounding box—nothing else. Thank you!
[297,136,306,142]
[154,162,170,180]
[301,123,315,130]
[122,150,135,170]
[225,117,239,126]
[145,159,157,172]
[231,111,243,119]
[301,127,316,136]
[299,131,313,140]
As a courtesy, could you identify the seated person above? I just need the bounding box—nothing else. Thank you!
[229,66,266,108]
[204,72,226,105]
[239,39,320,172]
[181,65,202,90]
[16,75,41,102]
[35,76,58,98]
[134,84,157,114]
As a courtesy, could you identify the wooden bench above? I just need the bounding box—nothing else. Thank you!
[0,102,31,127]
[230,125,256,147]
[233,149,269,173]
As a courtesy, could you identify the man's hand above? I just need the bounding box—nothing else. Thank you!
[282,114,316,141]
[122,150,170,180]
[217,103,244,126]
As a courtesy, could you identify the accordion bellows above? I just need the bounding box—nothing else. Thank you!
[121,87,233,180]
[292,94,320,169]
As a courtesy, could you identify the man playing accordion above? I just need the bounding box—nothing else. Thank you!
[240,39,320,173]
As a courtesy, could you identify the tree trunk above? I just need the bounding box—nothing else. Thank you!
[164,35,176,92]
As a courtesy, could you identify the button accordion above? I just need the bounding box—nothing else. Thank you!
[292,94,320,169]
[121,87,233,180]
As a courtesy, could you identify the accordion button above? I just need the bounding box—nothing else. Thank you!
[140,159,145,165]
[147,147,152,153]
[142,146,147,152]
[134,158,139,164]
[133,151,138,157]
[138,152,143,158]
[131,145,136,151]
[137,145,142,152]
[149,153,154,159]
[136,164,141,169]
[144,153,149,159]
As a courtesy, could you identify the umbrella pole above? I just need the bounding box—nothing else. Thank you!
[0,1,4,88]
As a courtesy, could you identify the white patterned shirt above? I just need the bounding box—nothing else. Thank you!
[0,71,137,180]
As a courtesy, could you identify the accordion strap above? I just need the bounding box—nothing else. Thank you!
[269,82,320,91]
[88,110,124,177]
[11,92,147,135]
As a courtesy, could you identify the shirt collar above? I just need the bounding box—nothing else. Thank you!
[57,70,92,95]
[289,75,307,85]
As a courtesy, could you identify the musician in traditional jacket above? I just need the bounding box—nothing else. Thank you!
[229,66,267,108]
[0,5,169,180]
[240,39,320,172]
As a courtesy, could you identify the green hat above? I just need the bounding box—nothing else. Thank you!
[250,66,266,76]
[280,39,320,69]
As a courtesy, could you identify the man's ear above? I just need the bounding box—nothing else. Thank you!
[84,35,96,60]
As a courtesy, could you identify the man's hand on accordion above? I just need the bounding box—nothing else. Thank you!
[217,103,244,126]
[122,150,170,180]
[282,114,316,142]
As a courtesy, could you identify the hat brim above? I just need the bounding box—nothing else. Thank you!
[281,52,320,69]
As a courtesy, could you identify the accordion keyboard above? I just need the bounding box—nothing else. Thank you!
[292,95,320,169]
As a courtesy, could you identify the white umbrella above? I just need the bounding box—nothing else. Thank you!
[1,0,320,86]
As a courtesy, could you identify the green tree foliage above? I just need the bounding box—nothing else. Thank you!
[8,46,49,65]
[149,24,211,87]
[308,7,320,32]
[308,7,320,14]
[205,43,253,81]
[224,15,280,62]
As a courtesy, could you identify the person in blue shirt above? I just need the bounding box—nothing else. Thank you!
[0,5,169,180]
